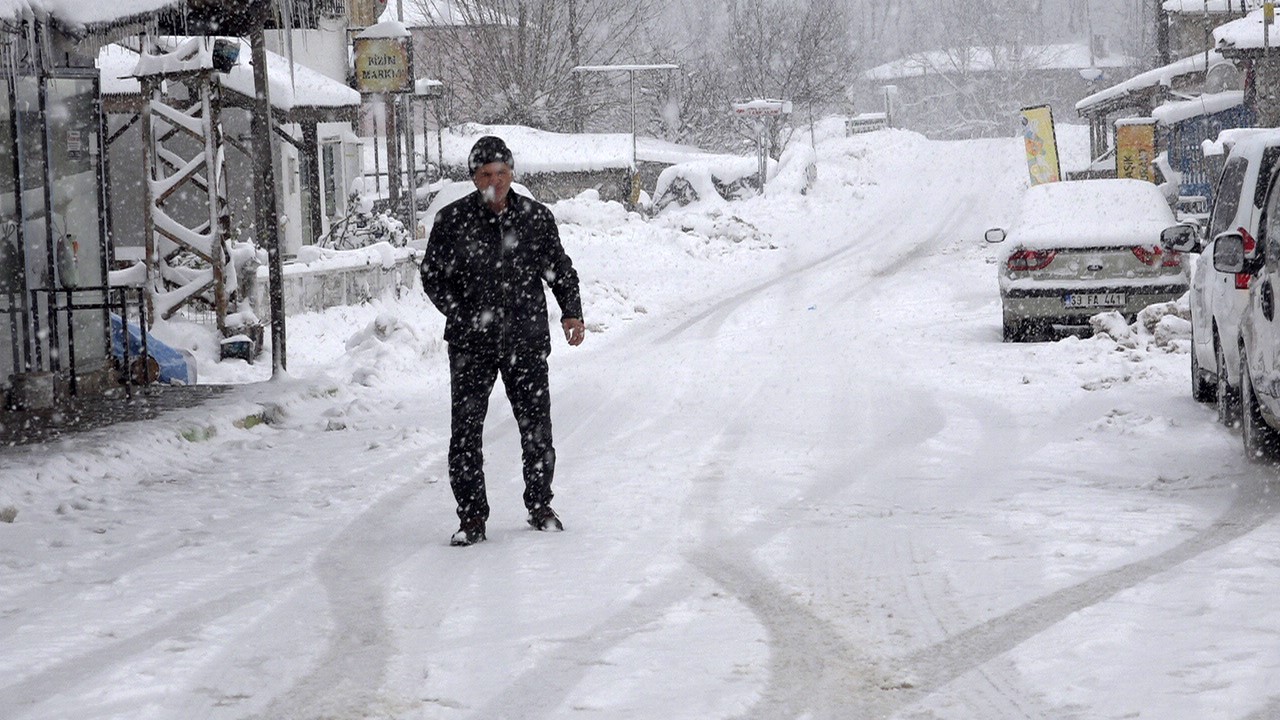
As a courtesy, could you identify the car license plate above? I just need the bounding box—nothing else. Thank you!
[1063,292,1125,309]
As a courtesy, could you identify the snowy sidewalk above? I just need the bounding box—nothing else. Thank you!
[0,384,238,448]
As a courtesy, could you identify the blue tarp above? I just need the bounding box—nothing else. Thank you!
[110,314,197,386]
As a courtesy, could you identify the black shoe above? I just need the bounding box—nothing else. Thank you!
[450,523,486,546]
[527,506,563,532]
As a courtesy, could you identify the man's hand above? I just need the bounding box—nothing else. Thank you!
[562,318,585,346]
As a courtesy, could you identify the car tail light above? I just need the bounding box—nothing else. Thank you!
[1007,249,1057,271]
[1236,228,1257,290]
[1161,250,1183,268]
[1132,245,1163,265]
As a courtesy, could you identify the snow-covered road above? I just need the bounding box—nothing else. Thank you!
[3,126,1278,719]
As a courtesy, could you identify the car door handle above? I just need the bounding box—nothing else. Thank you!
[1264,281,1276,322]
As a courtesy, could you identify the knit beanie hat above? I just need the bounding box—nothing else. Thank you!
[468,135,514,175]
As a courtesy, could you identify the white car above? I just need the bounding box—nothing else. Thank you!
[987,179,1189,342]
[1214,161,1280,459]
[1163,132,1280,427]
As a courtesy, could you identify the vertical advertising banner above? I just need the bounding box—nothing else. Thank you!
[1020,105,1061,186]
[1115,119,1157,183]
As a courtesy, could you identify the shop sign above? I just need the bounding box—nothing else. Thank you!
[354,37,412,95]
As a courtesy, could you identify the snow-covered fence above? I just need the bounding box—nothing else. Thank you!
[250,243,419,315]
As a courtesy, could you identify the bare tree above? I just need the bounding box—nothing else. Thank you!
[682,0,859,156]
[873,0,1068,138]
[415,0,656,132]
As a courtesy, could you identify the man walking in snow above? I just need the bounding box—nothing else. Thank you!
[421,135,585,546]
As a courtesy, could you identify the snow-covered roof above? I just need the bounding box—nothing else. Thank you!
[1151,89,1245,125]
[1163,0,1261,14]
[1076,51,1226,112]
[99,40,361,112]
[0,0,183,27]
[866,43,1134,81]
[1214,8,1280,51]
[379,0,510,28]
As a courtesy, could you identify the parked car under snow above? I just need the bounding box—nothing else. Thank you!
[986,178,1190,342]
[1161,131,1280,426]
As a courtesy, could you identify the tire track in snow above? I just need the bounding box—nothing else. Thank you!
[892,474,1280,705]
[683,547,898,720]
[0,572,306,712]
[654,184,979,348]
[680,418,1280,718]
[463,396,761,719]
[498,182,987,717]
[1241,695,1280,720]
[669,390,950,720]
[649,182,1280,718]
[248,471,434,720]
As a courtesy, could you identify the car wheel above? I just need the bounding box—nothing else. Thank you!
[1191,336,1214,403]
[1002,319,1023,343]
[1214,337,1239,426]
[1240,350,1279,461]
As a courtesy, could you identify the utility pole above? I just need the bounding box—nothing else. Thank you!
[250,0,286,374]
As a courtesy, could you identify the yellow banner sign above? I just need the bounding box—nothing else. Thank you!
[1116,121,1157,183]
[354,37,413,94]
[1020,105,1061,186]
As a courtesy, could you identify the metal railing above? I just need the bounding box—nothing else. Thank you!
[6,285,153,402]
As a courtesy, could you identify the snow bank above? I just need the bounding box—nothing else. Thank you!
[429,123,719,174]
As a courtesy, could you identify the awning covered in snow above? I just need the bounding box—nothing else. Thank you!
[1076,51,1228,114]
[1152,90,1246,126]
[98,40,360,123]
[0,0,185,28]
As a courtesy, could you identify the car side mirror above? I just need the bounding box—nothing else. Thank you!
[984,228,1006,244]
[1161,223,1200,253]
[1213,232,1247,274]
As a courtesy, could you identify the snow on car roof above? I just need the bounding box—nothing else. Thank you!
[1009,179,1176,250]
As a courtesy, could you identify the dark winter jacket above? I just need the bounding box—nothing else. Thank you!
[421,189,582,355]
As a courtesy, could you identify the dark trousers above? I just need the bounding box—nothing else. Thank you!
[448,344,556,526]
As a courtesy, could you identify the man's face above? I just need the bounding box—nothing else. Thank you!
[472,161,513,206]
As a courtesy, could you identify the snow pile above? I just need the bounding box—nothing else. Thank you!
[341,311,437,387]
[1088,299,1192,353]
